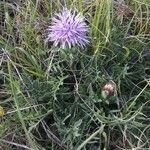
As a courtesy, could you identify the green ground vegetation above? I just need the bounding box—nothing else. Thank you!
[0,0,150,149]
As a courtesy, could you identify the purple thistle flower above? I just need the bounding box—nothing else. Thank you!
[47,8,89,49]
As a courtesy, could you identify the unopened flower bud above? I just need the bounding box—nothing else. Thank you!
[101,81,116,99]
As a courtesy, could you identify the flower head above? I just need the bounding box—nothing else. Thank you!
[101,81,116,99]
[47,8,89,48]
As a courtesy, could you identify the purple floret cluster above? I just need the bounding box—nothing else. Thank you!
[47,8,89,48]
